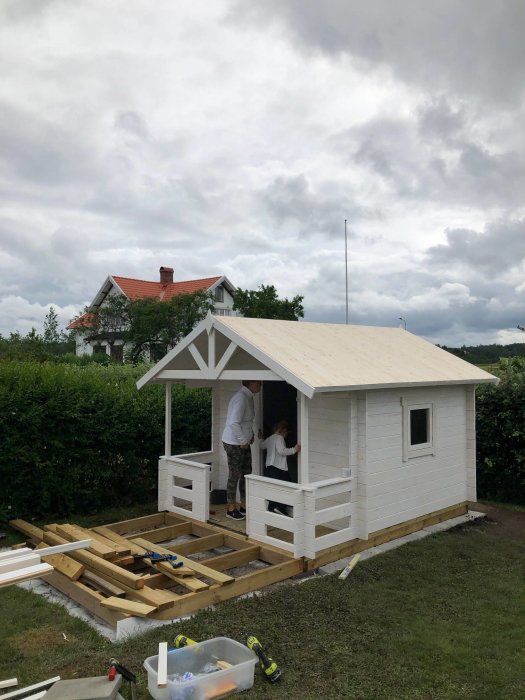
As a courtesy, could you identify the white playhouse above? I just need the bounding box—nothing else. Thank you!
[137,315,498,561]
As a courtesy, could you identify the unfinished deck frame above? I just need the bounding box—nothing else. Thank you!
[9,501,468,629]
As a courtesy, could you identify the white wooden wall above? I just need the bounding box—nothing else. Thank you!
[308,394,350,481]
[365,385,469,534]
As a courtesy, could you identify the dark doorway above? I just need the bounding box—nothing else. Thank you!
[262,381,298,482]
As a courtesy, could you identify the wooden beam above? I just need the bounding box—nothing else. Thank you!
[135,522,193,543]
[100,597,156,618]
[54,524,116,560]
[157,642,168,688]
[0,563,53,588]
[164,533,224,556]
[201,546,260,572]
[81,570,126,598]
[35,543,84,581]
[102,513,167,535]
[42,531,145,590]
[45,572,124,626]
[151,559,303,620]
[132,538,235,586]
[9,519,45,542]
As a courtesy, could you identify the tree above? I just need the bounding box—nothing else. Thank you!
[233,285,304,320]
[77,290,215,362]
[43,306,60,344]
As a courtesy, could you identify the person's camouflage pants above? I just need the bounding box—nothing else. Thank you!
[223,442,252,505]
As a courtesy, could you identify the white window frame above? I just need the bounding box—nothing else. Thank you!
[402,400,435,461]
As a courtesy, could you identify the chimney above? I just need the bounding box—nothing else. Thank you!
[159,266,174,285]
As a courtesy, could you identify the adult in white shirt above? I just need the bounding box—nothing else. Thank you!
[222,380,262,520]
[260,420,300,516]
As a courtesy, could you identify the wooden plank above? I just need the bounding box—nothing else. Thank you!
[132,523,192,543]
[152,559,304,620]
[31,539,92,557]
[157,642,168,688]
[0,547,32,561]
[0,554,41,575]
[35,544,85,581]
[81,570,126,598]
[55,525,116,560]
[132,538,234,586]
[164,533,224,556]
[0,677,60,700]
[42,531,145,590]
[46,571,124,627]
[0,679,17,690]
[89,571,179,609]
[100,596,156,617]
[0,563,53,588]
[103,513,167,535]
[86,528,131,556]
[9,519,44,542]
[201,546,260,572]
[95,527,205,590]
[307,501,469,569]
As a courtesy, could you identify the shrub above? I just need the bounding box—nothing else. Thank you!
[0,361,211,519]
[476,358,525,504]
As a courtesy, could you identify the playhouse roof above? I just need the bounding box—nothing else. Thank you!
[137,315,498,397]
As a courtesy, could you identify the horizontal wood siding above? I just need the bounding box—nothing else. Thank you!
[308,394,350,483]
[365,386,468,533]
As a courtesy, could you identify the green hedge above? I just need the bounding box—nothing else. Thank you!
[476,358,525,504]
[0,362,211,519]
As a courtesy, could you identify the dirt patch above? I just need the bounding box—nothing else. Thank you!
[471,502,525,541]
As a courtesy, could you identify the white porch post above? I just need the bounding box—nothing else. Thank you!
[165,382,172,457]
[298,393,309,484]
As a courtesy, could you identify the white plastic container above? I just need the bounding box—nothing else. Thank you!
[143,637,258,700]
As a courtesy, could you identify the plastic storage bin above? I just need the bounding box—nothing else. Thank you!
[143,637,257,700]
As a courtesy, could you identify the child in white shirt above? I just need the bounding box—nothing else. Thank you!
[260,420,300,516]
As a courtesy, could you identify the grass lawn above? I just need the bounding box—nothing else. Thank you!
[1,512,524,699]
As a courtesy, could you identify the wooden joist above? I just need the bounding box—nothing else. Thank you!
[35,543,85,581]
[54,524,117,560]
[100,596,156,617]
[132,538,235,586]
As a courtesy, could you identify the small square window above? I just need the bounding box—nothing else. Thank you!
[402,401,434,460]
[410,408,429,445]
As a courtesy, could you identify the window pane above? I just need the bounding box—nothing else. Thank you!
[410,408,428,445]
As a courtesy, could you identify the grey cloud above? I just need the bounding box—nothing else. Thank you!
[231,0,525,105]
[426,220,525,274]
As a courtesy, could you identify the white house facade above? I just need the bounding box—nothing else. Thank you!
[68,267,237,359]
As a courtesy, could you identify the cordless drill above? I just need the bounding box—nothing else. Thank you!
[173,634,197,648]
[246,634,282,683]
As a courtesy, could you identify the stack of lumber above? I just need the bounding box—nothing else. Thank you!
[0,539,90,589]
[8,512,303,628]
[9,518,234,625]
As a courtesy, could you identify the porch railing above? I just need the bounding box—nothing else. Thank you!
[245,474,355,559]
[158,452,213,522]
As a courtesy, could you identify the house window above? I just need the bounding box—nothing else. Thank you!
[93,345,106,355]
[214,286,224,302]
[402,401,434,460]
[110,344,123,362]
[214,308,231,316]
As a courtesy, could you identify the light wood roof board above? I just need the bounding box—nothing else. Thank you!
[137,314,498,394]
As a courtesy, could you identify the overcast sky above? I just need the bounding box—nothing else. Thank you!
[1,0,524,346]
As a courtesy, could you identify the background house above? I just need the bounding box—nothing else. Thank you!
[138,315,498,561]
[68,266,237,359]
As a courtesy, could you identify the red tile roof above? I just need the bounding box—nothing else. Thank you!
[113,275,222,301]
[67,312,95,330]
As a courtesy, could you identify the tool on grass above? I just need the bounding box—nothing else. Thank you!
[174,634,197,648]
[107,659,137,700]
[133,551,184,569]
[246,634,282,683]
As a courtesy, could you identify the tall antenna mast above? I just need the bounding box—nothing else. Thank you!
[345,219,349,324]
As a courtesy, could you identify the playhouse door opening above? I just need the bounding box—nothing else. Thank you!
[262,381,298,483]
